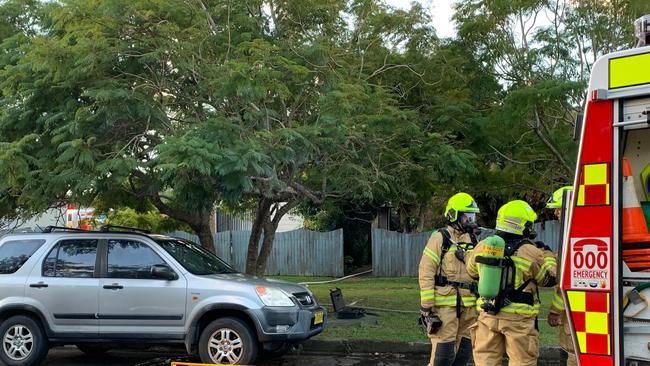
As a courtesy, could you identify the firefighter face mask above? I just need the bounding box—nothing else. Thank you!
[459,212,478,234]
[523,222,537,239]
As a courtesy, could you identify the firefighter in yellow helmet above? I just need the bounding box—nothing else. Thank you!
[466,200,557,366]
[418,192,480,366]
[546,186,576,366]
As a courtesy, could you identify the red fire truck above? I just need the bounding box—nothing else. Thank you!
[559,15,650,366]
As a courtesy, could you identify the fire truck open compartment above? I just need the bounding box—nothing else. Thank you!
[560,17,650,366]
[618,97,650,364]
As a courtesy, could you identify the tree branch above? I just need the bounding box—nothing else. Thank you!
[533,109,573,174]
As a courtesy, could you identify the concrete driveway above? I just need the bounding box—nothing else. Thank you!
[43,346,429,366]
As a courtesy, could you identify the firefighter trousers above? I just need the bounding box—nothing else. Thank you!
[428,306,477,366]
[470,313,539,366]
[559,311,577,366]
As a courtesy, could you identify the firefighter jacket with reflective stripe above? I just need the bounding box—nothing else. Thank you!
[466,241,557,316]
[419,226,477,309]
[551,285,565,311]
[543,249,564,312]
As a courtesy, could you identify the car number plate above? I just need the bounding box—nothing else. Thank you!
[313,311,324,325]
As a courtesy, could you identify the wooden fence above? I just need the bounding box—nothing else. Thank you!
[372,221,562,276]
[168,228,344,277]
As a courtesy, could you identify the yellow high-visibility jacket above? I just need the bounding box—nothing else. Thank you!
[418,226,478,309]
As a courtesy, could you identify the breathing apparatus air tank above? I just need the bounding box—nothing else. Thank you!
[478,235,506,299]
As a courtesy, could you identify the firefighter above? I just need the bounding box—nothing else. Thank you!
[418,192,480,366]
[545,186,576,366]
[466,200,557,366]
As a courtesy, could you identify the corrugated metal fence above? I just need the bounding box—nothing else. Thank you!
[371,230,432,277]
[168,229,344,277]
[533,221,562,250]
[372,221,562,276]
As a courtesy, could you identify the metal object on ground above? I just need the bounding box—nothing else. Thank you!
[330,288,366,319]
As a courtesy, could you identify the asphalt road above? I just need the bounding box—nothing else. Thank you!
[43,346,429,366]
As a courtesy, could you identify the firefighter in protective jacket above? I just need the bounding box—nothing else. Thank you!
[418,192,480,366]
[466,200,557,366]
[546,186,576,366]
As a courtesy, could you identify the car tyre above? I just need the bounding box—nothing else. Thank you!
[198,317,257,365]
[75,344,109,356]
[0,315,49,366]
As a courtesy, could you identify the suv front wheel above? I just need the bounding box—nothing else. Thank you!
[0,315,49,366]
[198,317,257,365]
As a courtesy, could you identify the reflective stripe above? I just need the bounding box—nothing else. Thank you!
[471,253,484,273]
[462,296,477,306]
[535,267,549,283]
[423,247,440,264]
[544,257,557,269]
[477,298,540,315]
[434,294,477,307]
[514,270,524,288]
[535,258,557,283]
[511,256,531,272]
[500,302,540,315]
[545,257,557,264]
[543,262,556,271]
[420,290,435,301]
[434,295,457,306]
[552,292,565,310]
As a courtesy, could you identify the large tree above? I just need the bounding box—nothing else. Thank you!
[0,0,476,275]
[452,0,650,217]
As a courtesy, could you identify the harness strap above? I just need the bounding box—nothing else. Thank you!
[434,275,478,292]
[475,256,512,267]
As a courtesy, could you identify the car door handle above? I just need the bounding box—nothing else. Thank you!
[103,284,124,290]
[29,282,48,288]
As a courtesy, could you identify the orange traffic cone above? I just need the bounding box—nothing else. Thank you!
[623,157,650,244]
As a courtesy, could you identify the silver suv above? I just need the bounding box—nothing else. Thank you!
[0,226,326,365]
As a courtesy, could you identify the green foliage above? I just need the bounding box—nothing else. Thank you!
[450,0,650,220]
[102,208,190,234]
[0,0,480,266]
[1,0,646,267]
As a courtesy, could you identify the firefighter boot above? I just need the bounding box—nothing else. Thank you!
[559,312,577,366]
[430,341,455,366]
[559,349,568,366]
[451,337,472,366]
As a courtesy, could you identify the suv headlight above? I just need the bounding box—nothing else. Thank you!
[255,286,295,307]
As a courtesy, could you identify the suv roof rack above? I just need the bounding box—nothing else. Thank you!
[99,225,151,234]
[42,226,88,233]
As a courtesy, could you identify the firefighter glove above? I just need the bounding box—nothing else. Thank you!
[547,310,561,327]
[535,241,552,252]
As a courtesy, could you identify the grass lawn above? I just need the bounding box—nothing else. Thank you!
[272,276,560,346]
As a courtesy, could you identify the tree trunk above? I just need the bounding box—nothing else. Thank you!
[398,205,408,233]
[255,220,278,277]
[246,198,272,275]
[148,191,217,253]
[254,200,299,277]
[195,222,216,254]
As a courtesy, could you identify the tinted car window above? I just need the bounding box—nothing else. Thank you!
[43,240,97,278]
[107,239,167,279]
[0,240,45,274]
[156,239,234,275]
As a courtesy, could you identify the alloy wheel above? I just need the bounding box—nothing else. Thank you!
[2,325,34,361]
[207,327,244,364]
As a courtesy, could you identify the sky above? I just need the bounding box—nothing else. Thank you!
[385,0,457,38]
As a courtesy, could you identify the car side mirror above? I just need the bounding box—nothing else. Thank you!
[151,264,178,281]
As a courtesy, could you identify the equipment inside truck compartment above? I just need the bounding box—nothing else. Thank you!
[620,99,650,364]
[621,101,650,272]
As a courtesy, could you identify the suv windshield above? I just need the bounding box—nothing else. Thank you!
[155,238,236,275]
